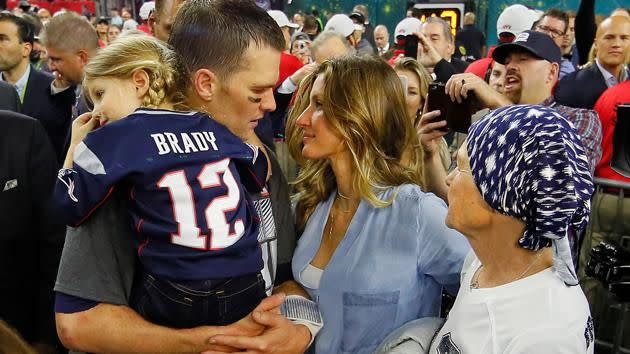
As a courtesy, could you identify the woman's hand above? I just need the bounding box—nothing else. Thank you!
[416,101,448,158]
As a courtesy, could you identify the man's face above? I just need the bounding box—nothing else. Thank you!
[205,45,281,140]
[502,50,554,104]
[422,22,453,60]
[535,16,567,48]
[488,62,506,94]
[595,18,630,69]
[562,17,575,54]
[0,20,29,72]
[374,27,389,49]
[150,0,184,42]
[46,46,86,85]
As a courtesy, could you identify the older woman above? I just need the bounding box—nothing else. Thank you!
[431,104,595,353]
[287,56,469,354]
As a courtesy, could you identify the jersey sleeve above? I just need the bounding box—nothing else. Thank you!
[232,142,268,194]
[54,127,131,226]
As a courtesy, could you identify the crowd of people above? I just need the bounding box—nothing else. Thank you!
[0,0,629,353]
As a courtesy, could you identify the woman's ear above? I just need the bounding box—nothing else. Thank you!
[193,68,217,103]
[132,69,150,98]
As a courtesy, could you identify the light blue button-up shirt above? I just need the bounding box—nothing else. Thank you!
[292,184,470,354]
[1,65,30,102]
[596,59,629,87]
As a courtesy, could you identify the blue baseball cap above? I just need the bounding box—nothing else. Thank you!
[492,30,562,65]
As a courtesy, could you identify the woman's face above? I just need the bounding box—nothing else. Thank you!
[488,62,506,94]
[445,141,493,233]
[291,39,312,64]
[296,74,346,160]
[396,69,423,121]
[108,26,121,42]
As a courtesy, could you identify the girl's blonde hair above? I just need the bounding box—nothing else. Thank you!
[286,56,425,233]
[83,33,185,108]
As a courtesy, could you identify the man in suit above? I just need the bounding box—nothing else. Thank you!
[0,81,20,111]
[40,12,97,120]
[555,16,630,109]
[419,16,469,83]
[0,110,66,353]
[0,13,74,163]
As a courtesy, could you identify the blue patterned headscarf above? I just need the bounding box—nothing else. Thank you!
[466,104,594,286]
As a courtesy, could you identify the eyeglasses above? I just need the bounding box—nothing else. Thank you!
[535,25,565,39]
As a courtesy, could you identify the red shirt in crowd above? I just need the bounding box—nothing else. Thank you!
[593,80,630,182]
[277,52,303,87]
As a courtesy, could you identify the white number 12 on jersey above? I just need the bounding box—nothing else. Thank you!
[157,158,244,250]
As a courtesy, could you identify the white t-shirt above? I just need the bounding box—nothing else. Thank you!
[429,252,595,354]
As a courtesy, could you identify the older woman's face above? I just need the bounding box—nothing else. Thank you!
[396,69,423,121]
[296,74,345,160]
[445,141,493,233]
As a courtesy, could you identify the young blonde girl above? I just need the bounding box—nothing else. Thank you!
[55,33,268,328]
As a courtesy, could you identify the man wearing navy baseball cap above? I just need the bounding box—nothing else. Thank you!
[422,30,602,247]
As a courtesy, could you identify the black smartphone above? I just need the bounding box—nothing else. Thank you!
[426,82,475,134]
[404,34,418,59]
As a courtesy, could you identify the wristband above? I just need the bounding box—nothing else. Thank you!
[280,295,323,347]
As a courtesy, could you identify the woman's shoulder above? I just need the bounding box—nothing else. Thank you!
[390,184,448,211]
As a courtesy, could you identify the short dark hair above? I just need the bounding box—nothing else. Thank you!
[169,0,285,80]
[0,13,34,44]
[303,14,320,32]
[541,8,569,34]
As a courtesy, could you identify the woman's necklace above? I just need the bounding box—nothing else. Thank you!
[470,249,544,290]
[327,193,355,241]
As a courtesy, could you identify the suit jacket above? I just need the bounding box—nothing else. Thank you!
[0,110,65,346]
[22,66,75,163]
[434,57,470,84]
[0,81,20,112]
[555,63,614,109]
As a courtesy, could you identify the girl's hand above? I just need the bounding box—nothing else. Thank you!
[70,112,98,146]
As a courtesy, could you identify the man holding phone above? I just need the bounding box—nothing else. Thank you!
[420,31,601,200]
[417,17,469,82]
[419,31,602,261]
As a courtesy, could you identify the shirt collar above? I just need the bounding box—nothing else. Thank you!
[1,65,31,96]
[542,96,556,107]
[379,43,390,53]
[596,59,628,87]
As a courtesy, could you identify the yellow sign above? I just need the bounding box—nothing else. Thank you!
[413,3,465,36]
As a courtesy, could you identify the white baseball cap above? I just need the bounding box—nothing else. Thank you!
[394,17,422,38]
[268,10,299,29]
[139,1,155,21]
[496,4,540,37]
[324,14,363,38]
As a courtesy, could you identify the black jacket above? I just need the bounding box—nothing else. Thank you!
[21,66,75,163]
[554,63,624,109]
[0,81,20,111]
[434,57,470,84]
[0,110,65,347]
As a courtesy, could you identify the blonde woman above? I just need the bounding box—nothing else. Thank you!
[286,56,469,354]
[54,34,269,328]
[394,57,451,171]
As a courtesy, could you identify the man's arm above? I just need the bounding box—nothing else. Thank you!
[56,294,287,354]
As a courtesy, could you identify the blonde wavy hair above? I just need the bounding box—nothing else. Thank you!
[83,33,185,109]
[393,57,432,125]
[286,56,425,233]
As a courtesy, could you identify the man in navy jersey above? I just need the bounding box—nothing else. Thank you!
[53,0,312,352]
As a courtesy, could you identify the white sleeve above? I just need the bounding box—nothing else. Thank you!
[277,77,298,94]
[50,81,72,95]
[505,327,593,354]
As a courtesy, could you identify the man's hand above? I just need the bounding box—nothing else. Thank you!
[203,312,311,354]
[416,32,442,68]
[445,73,511,109]
[289,63,318,86]
[52,71,71,89]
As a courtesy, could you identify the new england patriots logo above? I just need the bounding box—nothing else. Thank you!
[437,332,461,354]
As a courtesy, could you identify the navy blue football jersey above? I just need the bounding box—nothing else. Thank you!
[55,109,266,281]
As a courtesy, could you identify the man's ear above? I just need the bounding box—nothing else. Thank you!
[77,49,90,66]
[21,42,32,58]
[132,69,150,98]
[148,11,157,33]
[549,62,560,84]
[193,68,218,103]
